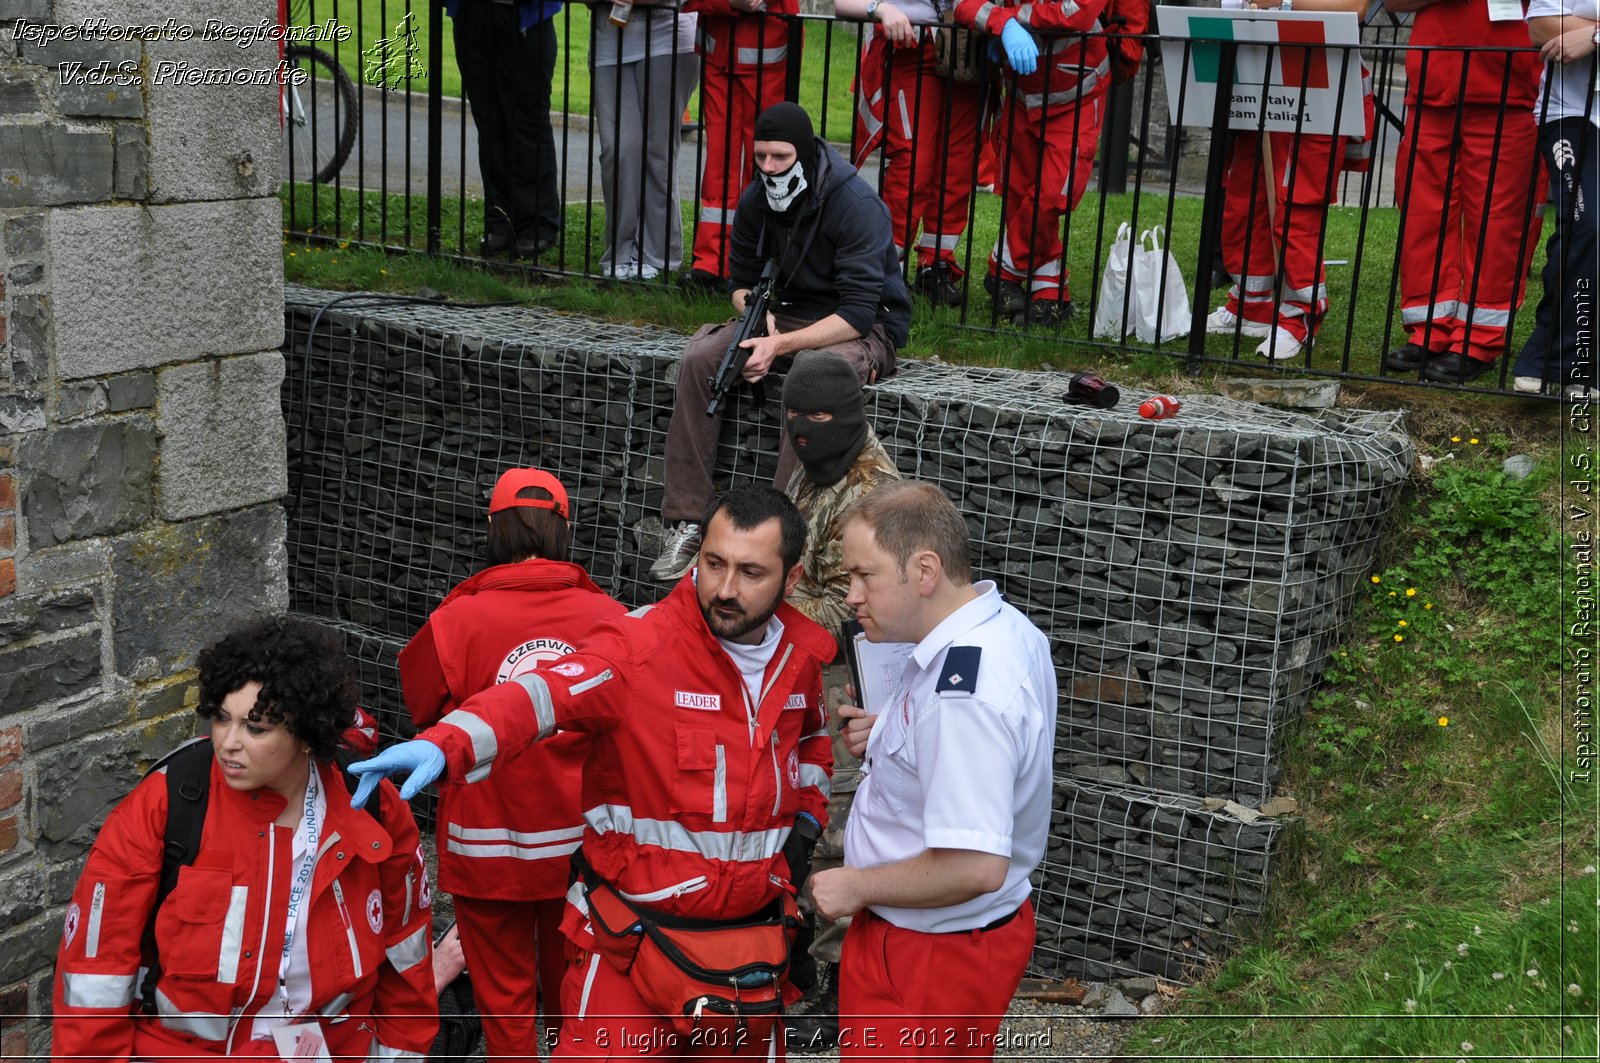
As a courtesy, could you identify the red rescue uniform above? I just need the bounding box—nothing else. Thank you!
[686,0,797,278]
[423,577,836,1058]
[956,0,1110,303]
[400,558,625,1056]
[52,759,434,1063]
[1395,0,1543,364]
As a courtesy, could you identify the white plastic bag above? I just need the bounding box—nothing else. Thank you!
[1131,226,1193,343]
[1092,222,1138,341]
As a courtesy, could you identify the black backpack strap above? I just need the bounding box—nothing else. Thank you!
[140,736,213,1012]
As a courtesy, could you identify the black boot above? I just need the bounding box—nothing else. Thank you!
[784,975,839,1053]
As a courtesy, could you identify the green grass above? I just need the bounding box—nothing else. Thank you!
[1122,442,1597,1061]
[290,2,860,137]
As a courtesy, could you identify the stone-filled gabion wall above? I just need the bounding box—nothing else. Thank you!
[282,286,1411,981]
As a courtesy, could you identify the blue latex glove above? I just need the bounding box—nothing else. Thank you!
[1000,21,1038,76]
[349,739,447,807]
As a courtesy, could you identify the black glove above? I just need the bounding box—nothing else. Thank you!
[783,812,822,888]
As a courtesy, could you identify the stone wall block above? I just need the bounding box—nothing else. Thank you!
[110,503,287,679]
[1,215,44,256]
[0,0,53,23]
[0,630,100,716]
[0,71,42,115]
[113,121,148,200]
[7,294,52,391]
[157,353,288,520]
[107,371,156,411]
[0,125,115,208]
[20,416,157,548]
[144,31,280,202]
[50,199,283,378]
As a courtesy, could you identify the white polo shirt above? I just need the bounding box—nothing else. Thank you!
[843,581,1057,933]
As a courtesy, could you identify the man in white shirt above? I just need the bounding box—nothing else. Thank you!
[810,480,1057,1059]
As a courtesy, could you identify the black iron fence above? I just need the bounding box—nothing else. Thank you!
[278,1,1591,399]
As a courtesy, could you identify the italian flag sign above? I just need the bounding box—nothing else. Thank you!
[1156,7,1367,139]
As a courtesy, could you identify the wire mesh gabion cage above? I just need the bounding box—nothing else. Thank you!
[282,287,1412,981]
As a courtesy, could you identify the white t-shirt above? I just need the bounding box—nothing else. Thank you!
[719,616,785,732]
[250,764,324,1041]
[1529,0,1600,125]
[590,4,696,67]
[843,582,1058,933]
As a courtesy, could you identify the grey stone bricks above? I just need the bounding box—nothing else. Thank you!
[0,630,101,716]
[156,353,288,520]
[106,371,156,411]
[112,120,147,199]
[144,32,279,202]
[19,416,157,547]
[49,198,283,378]
[0,0,53,21]
[3,214,45,255]
[0,125,115,207]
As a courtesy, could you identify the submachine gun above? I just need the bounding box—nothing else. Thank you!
[706,260,778,417]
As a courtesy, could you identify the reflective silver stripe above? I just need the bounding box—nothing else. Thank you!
[447,837,583,861]
[403,869,414,927]
[895,87,913,140]
[1282,283,1329,303]
[1464,305,1512,327]
[619,874,708,903]
[216,885,248,984]
[565,878,590,915]
[569,669,615,697]
[1029,276,1064,292]
[627,604,656,619]
[578,952,601,1019]
[1060,0,1081,16]
[758,646,794,708]
[698,27,715,54]
[155,987,231,1040]
[87,882,105,958]
[735,45,787,65]
[802,725,829,743]
[1016,3,1034,26]
[916,233,961,252]
[797,763,831,797]
[857,87,884,144]
[62,971,136,1009]
[385,924,430,975]
[1238,273,1276,293]
[368,1043,425,1062]
[440,709,499,783]
[321,990,354,1018]
[582,804,786,862]
[699,206,737,225]
[1020,57,1109,110]
[713,744,728,823]
[448,822,585,845]
[511,673,558,737]
[974,2,1000,31]
[1403,300,1458,324]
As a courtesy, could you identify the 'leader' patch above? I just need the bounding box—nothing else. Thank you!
[935,646,982,694]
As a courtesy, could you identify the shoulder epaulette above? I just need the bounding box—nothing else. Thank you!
[935,646,982,694]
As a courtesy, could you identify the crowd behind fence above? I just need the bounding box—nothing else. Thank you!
[278,1,1596,399]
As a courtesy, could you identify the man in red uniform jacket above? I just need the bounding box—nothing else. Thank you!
[1382,0,1544,383]
[353,485,836,1059]
[957,0,1109,327]
[683,0,799,288]
[399,467,626,1058]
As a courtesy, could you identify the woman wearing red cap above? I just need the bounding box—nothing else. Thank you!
[399,468,626,1057]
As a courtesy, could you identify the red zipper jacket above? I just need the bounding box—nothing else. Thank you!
[399,559,626,900]
[684,0,799,75]
[1406,0,1539,110]
[52,757,435,1062]
[423,576,836,924]
[956,0,1112,116]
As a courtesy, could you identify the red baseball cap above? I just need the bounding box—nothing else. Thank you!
[488,467,570,519]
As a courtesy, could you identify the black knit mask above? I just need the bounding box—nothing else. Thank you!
[783,352,868,487]
[753,103,817,214]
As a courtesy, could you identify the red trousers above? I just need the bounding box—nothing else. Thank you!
[855,37,986,274]
[691,60,787,277]
[554,950,786,1060]
[838,902,1035,1061]
[1395,102,1544,363]
[456,895,569,1060]
[990,93,1106,303]
[1220,130,1343,343]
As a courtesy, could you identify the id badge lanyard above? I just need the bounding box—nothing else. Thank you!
[278,764,322,1021]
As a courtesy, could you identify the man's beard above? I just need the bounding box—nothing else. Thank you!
[701,586,785,642]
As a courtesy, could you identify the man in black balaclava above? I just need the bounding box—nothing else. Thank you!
[777,351,900,1053]
[649,103,912,583]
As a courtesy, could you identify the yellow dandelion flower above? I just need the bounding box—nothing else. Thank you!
[1424,602,1433,610]
[1398,620,1408,627]
[1371,575,1381,584]
[289,252,296,257]
[1394,634,1404,643]
[1451,435,1461,442]
[1389,591,1396,598]
[1438,716,1449,726]
[1470,438,1479,445]
[1406,588,1417,597]
[380,269,388,274]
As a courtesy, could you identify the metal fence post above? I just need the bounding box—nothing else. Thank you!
[426,0,444,256]
[1100,75,1135,196]
[1186,39,1237,374]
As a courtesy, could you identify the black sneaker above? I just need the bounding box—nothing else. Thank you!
[914,263,966,308]
[1422,351,1496,384]
[677,268,727,294]
[984,273,1026,318]
[1017,299,1076,329]
[1383,342,1429,373]
[479,232,512,259]
[511,233,558,260]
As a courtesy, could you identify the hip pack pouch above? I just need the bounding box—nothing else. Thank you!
[932,9,996,85]
[584,874,800,1041]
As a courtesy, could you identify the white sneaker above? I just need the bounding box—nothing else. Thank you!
[649,521,701,581]
[638,264,660,280]
[1255,327,1305,361]
[604,262,639,280]
[1205,306,1272,338]
[1513,375,1545,394]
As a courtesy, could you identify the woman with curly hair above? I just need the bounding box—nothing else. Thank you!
[51,616,438,1062]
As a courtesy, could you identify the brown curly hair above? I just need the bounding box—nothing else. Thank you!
[195,616,358,762]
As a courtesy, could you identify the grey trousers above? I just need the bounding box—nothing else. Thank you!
[592,50,699,273]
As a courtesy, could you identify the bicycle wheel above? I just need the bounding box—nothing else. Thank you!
[282,44,358,185]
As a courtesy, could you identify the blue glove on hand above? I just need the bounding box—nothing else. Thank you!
[1000,21,1038,76]
[349,739,447,807]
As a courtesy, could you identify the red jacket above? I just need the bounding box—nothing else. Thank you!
[424,577,836,924]
[400,559,626,899]
[1405,0,1539,110]
[684,0,798,74]
[956,0,1111,115]
[52,757,435,1063]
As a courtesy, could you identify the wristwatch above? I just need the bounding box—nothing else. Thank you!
[866,0,881,18]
